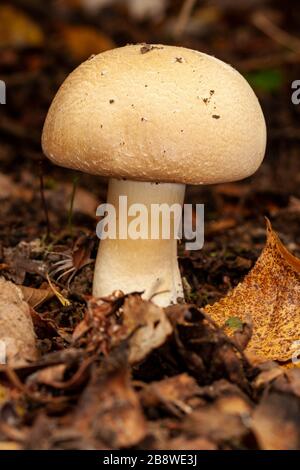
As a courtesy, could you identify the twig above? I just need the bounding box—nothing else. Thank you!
[173,0,197,38]
[251,11,300,53]
[46,273,71,307]
[68,175,79,237]
[1,366,69,404]
[39,158,51,240]
[239,51,300,72]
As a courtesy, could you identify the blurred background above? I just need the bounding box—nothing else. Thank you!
[0,0,300,303]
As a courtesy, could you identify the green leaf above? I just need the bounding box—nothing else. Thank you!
[225,316,243,330]
[246,69,284,93]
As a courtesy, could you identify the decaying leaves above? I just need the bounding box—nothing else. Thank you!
[205,220,300,362]
[139,373,202,417]
[251,371,300,449]
[73,365,147,449]
[60,25,115,60]
[123,295,173,364]
[0,278,37,366]
[19,285,54,309]
[73,293,172,365]
[0,5,44,49]
[182,405,249,446]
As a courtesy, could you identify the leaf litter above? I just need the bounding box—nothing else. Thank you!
[205,219,300,363]
[1,217,300,449]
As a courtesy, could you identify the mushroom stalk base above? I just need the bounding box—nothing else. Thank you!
[93,178,186,307]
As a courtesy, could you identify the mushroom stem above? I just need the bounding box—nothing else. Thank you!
[93,178,186,306]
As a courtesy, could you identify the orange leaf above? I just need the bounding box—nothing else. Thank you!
[60,25,115,61]
[205,219,300,362]
[18,285,54,309]
[0,5,44,49]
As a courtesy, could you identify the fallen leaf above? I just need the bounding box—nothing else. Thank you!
[60,25,115,61]
[123,295,173,364]
[165,305,252,391]
[29,309,65,340]
[272,368,300,398]
[72,292,126,354]
[195,379,250,403]
[183,406,249,445]
[139,373,202,416]
[26,364,66,388]
[0,5,44,49]
[73,365,147,448]
[46,274,71,307]
[3,241,47,285]
[73,294,172,367]
[225,316,243,330]
[253,362,284,389]
[215,394,252,417]
[18,285,54,309]
[205,220,300,362]
[0,278,37,366]
[251,391,300,449]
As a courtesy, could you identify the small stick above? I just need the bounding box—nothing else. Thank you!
[239,51,300,72]
[252,11,300,53]
[68,175,79,237]
[173,0,197,38]
[39,158,51,240]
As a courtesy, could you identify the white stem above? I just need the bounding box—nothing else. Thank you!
[93,178,186,307]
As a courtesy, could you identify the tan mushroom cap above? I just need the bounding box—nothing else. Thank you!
[42,44,266,185]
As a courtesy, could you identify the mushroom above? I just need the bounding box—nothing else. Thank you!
[42,44,266,307]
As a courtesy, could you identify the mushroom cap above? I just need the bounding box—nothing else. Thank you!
[42,44,266,185]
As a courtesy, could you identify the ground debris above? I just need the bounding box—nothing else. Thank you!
[71,362,147,449]
[205,220,300,362]
[0,277,37,366]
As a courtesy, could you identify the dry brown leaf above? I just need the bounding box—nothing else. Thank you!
[0,278,37,366]
[123,295,173,364]
[73,366,147,448]
[0,5,44,49]
[60,25,115,61]
[26,364,67,389]
[183,406,248,445]
[205,220,300,362]
[139,373,202,415]
[214,394,252,417]
[3,241,47,285]
[272,368,300,397]
[18,285,54,309]
[253,366,284,389]
[251,391,300,449]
